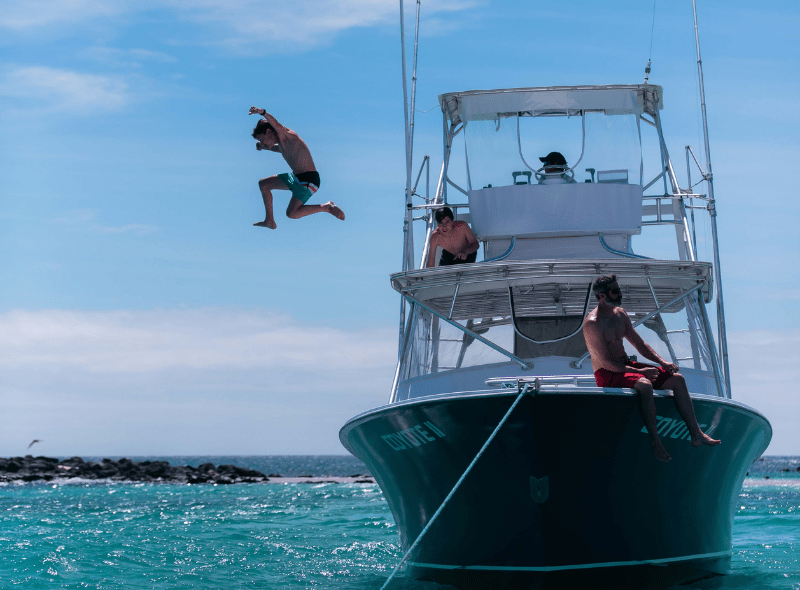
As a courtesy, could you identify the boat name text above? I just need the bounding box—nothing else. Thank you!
[641,415,719,441]
[381,421,446,451]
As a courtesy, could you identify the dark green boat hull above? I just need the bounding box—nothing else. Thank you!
[340,390,771,588]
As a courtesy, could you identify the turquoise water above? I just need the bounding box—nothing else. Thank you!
[1,456,797,589]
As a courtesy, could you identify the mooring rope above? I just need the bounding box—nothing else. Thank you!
[379,383,535,590]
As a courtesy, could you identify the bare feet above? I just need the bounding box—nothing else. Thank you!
[691,432,721,447]
[324,201,345,221]
[254,220,277,229]
[653,442,672,462]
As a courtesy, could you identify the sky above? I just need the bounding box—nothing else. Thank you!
[0,0,798,456]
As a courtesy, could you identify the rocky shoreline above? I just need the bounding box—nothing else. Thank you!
[0,456,374,485]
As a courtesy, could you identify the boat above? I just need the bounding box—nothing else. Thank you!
[339,5,772,589]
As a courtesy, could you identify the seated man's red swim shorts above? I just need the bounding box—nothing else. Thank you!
[594,361,671,389]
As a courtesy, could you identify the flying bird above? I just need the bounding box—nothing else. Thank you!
[27,439,42,449]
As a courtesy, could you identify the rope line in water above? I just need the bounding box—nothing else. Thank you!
[379,384,535,590]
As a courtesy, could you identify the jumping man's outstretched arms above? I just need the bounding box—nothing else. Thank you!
[249,107,292,145]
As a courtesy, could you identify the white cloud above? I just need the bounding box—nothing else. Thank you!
[0,66,129,112]
[729,330,800,395]
[50,210,158,235]
[728,329,800,455]
[0,308,397,454]
[0,0,121,29]
[164,0,477,52]
[97,223,158,234]
[83,47,179,67]
[0,308,396,374]
[1,0,477,53]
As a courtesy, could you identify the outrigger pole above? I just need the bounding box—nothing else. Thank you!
[692,0,731,396]
[398,0,423,356]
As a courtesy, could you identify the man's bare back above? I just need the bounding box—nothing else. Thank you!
[584,305,633,373]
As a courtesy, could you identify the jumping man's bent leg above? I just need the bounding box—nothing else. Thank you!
[286,198,345,221]
[662,374,721,447]
[634,378,671,462]
[254,176,290,229]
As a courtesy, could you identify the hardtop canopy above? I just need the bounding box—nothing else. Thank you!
[439,84,663,125]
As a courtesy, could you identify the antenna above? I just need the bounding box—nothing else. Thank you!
[644,0,656,83]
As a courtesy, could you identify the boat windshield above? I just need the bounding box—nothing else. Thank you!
[453,111,643,190]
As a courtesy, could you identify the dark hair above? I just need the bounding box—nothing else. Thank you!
[593,274,617,300]
[252,119,276,139]
[435,206,454,224]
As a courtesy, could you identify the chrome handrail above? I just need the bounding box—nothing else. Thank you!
[483,236,516,263]
[598,234,651,259]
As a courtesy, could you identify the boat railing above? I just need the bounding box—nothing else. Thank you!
[485,375,684,397]
[642,193,708,227]
[487,375,604,391]
[410,187,712,265]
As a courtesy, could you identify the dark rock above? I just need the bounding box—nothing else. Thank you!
[22,474,50,482]
[0,456,270,485]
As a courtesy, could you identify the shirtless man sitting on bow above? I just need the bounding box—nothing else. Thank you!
[583,274,720,462]
[426,207,480,267]
[249,106,345,229]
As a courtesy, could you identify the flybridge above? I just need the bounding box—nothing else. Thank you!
[390,79,731,402]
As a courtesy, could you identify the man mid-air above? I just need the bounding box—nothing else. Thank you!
[249,106,345,229]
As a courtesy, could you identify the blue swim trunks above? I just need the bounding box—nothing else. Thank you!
[277,171,320,205]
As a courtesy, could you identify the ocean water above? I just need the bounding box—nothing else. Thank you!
[0,456,797,590]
